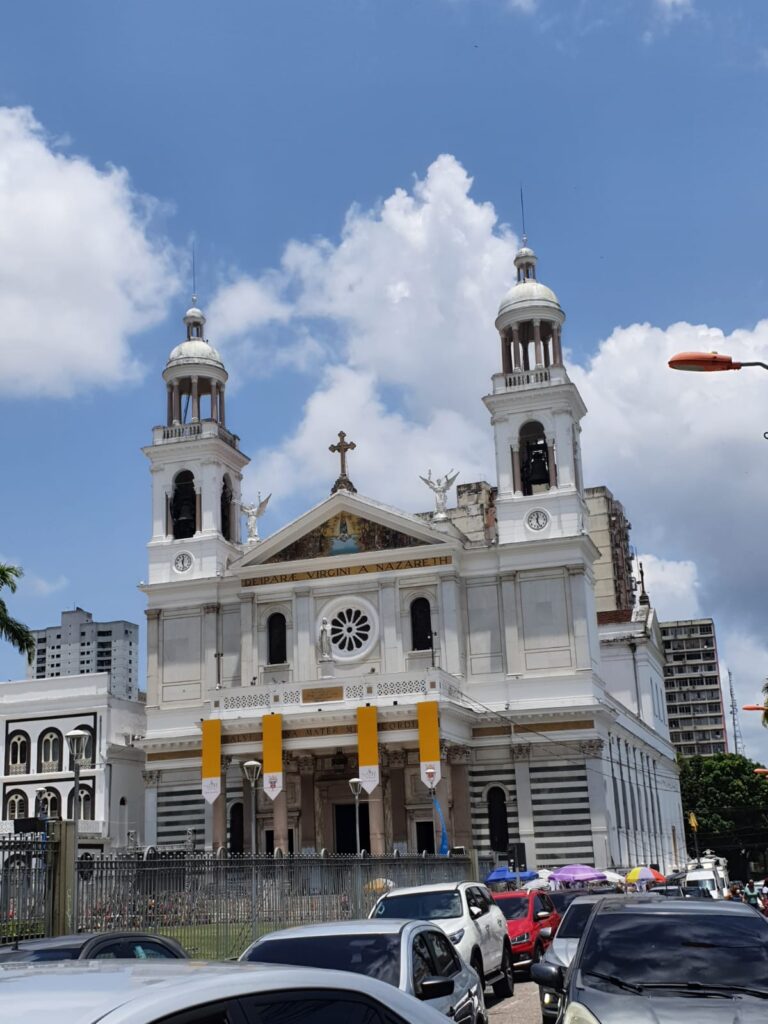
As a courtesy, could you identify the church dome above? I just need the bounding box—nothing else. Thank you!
[167,338,224,366]
[497,279,561,316]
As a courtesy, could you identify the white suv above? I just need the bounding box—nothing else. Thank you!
[369,882,514,998]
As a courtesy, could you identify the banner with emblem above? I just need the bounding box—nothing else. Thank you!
[418,701,441,789]
[357,706,380,793]
[201,719,222,804]
[263,713,283,800]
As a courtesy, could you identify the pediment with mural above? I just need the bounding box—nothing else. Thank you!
[265,512,432,564]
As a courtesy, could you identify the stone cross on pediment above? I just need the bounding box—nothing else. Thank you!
[329,430,357,494]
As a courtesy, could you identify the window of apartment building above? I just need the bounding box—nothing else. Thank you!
[97,630,112,637]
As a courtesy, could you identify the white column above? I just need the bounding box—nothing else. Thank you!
[583,740,610,868]
[143,771,158,847]
[438,574,462,676]
[150,468,167,540]
[514,754,536,869]
[295,589,312,680]
[567,567,594,671]
[239,594,255,687]
[145,609,161,707]
[380,581,400,672]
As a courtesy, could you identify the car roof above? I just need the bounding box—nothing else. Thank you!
[594,896,760,916]
[251,919,413,939]
[0,961,447,1024]
[0,932,163,952]
[379,882,466,896]
[492,890,531,899]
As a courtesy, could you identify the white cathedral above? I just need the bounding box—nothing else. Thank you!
[139,240,686,871]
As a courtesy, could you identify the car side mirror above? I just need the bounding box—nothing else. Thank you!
[531,962,564,992]
[418,977,455,1000]
[539,926,552,941]
[536,910,550,920]
[469,905,483,919]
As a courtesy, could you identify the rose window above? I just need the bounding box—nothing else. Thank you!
[319,596,379,663]
[330,607,371,653]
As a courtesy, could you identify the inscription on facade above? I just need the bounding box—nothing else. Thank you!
[242,555,452,588]
[302,686,344,703]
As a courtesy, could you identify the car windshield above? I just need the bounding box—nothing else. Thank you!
[689,877,716,891]
[556,902,595,938]
[246,933,400,987]
[374,892,462,920]
[496,898,529,921]
[579,910,768,990]
[548,892,579,913]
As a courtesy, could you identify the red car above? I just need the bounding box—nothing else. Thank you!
[492,890,560,971]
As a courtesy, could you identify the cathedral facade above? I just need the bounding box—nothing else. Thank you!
[140,245,686,871]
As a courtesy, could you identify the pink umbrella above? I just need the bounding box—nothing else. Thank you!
[550,864,607,884]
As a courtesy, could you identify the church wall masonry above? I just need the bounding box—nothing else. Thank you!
[140,256,685,869]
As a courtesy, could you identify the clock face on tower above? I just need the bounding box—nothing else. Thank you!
[173,551,193,573]
[526,509,549,532]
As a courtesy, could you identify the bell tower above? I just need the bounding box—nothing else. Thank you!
[143,300,250,583]
[483,240,588,545]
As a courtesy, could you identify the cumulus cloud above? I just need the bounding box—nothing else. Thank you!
[655,0,693,18]
[213,152,768,759]
[0,106,180,397]
[22,572,69,597]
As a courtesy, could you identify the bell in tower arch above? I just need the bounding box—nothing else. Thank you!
[526,446,550,487]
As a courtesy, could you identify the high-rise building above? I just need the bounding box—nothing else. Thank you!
[660,618,727,756]
[27,608,139,700]
[585,486,634,614]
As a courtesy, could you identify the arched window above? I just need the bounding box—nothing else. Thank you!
[71,725,95,768]
[7,731,29,774]
[410,598,433,652]
[39,788,60,819]
[487,786,509,853]
[267,613,287,665]
[519,420,551,496]
[5,791,27,820]
[221,476,233,541]
[67,785,94,821]
[39,730,62,773]
[170,470,197,540]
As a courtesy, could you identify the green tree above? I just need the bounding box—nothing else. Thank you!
[0,563,35,664]
[678,753,768,872]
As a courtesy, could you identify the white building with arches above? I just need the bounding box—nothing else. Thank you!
[0,673,145,851]
[139,247,686,871]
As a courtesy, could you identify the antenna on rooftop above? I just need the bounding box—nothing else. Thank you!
[520,186,527,243]
[728,670,745,756]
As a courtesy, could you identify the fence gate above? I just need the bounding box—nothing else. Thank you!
[0,833,57,944]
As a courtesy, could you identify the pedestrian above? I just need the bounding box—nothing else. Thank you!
[743,878,760,909]
[728,884,743,903]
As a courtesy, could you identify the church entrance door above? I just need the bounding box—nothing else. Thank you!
[334,802,370,854]
[229,802,244,854]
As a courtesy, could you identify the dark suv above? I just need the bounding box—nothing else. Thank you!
[532,897,768,1022]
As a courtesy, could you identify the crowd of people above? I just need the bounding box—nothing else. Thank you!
[724,878,768,912]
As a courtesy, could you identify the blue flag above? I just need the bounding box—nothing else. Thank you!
[432,793,450,855]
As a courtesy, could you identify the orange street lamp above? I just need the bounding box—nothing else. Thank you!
[754,768,768,776]
[743,705,768,712]
[668,352,768,373]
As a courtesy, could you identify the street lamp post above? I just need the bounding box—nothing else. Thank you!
[669,352,768,374]
[241,760,262,941]
[424,765,437,854]
[65,728,88,933]
[349,777,363,856]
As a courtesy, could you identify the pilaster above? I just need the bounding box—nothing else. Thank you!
[239,593,255,687]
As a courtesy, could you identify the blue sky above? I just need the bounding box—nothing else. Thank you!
[2,0,767,755]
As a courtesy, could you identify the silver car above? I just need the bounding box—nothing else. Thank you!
[241,919,486,1024]
[0,959,451,1024]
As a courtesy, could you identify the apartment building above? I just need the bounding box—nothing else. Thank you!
[660,618,728,756]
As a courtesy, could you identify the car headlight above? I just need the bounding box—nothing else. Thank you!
[449,929,465,944]
[511,932,530,944]
[563,1003,601,1024]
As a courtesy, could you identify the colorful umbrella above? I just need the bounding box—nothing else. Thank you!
[625,866,666,884]
[601,870,625,884]
[550,864,607,884]
[485,866,538,884]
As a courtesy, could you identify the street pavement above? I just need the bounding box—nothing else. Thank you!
[487,978,541,1024]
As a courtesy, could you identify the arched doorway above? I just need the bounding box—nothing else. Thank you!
[229,802,244,854]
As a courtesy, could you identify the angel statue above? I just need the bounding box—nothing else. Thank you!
[419,469,459,520]
[240,492,271,544]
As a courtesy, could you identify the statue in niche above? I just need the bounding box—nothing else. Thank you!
[240,492,271,544]
[318,617,333,662]
[419,469,459,520]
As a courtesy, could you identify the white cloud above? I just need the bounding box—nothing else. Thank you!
[22,573,69,597]
[655,0,693,16]
[636,555,701,620]
[507,0,537,11]
[0,106,180,397]
[213,152,768,761]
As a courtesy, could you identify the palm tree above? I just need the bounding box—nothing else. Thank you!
[0,563,35,664]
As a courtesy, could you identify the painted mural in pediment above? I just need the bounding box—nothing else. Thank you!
[266,512,429,563]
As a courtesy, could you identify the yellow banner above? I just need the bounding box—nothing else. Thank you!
[263,713,283,774]
[418,701,440,763]
[688,811,699,832]
[357,706,379,767]
[201,719,221,803]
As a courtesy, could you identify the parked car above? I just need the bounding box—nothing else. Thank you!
[545,890,580,915]
[240,919,486,1024]
[532,896,768,1023]
[535,893,666,1022]
[0,931,188,962]
[370,882,514,997]
[0,960,451,1024]
[491,890,559,971]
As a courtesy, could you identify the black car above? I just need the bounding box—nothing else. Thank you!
[0,931,188,962]
[532,897,768,1022]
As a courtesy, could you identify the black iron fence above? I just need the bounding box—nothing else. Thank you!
[76,850,476,960]
[0,832,57,944]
